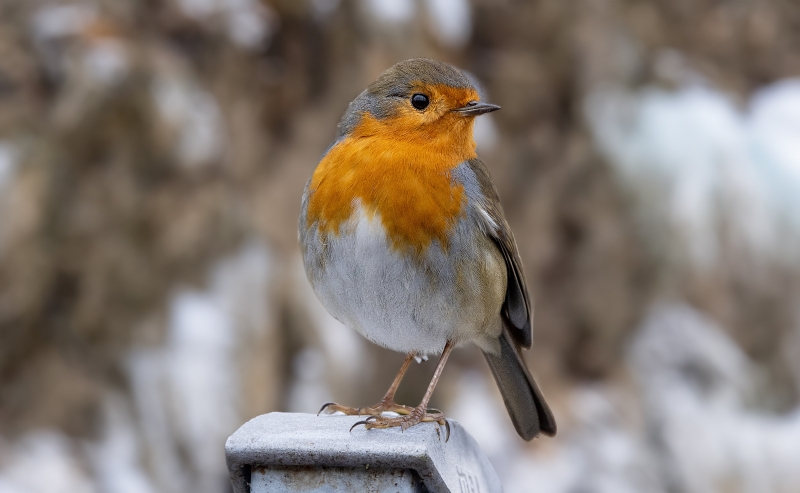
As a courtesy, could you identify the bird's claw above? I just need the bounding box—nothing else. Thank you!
[317,402,338,415]
[348,408,450,441]
[350,418,369,432]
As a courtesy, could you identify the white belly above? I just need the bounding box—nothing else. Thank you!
[301,203,506,356]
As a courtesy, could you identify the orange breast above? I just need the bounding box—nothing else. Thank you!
[306,111,477,255]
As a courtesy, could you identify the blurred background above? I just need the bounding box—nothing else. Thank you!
[1,0,800,492]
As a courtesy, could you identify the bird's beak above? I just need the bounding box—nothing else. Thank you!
[455,101,501,116]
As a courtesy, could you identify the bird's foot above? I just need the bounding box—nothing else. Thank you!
[350,407,451,441]
[317,400,416,417]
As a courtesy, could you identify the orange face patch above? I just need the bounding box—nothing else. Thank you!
[306,84,480,254]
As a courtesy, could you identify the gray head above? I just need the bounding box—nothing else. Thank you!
[335,58,499,141]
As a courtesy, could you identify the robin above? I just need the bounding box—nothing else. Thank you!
[299,58,556,440]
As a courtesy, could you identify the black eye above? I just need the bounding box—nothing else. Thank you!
[411,93,429,110]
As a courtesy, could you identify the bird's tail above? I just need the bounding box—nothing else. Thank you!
[482,328,557,440]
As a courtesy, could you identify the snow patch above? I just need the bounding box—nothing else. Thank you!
[31,4,96,41]
[127,242,276,493]
[88,395,157,493]
[0,143,16,191]
[82,40,129,86]
[152,76,225,169]
[586,79,800,268]
[363,0,415,25]
[629,304,800,493]
[286,348,333,413]
[473,113,498,152]
[424,0,472,48]
[0,432,96,493]
[447,304,800,493]
[175,0,276,49]
[447,370,514,460]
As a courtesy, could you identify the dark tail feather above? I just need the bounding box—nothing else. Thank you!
[483,329,557,440]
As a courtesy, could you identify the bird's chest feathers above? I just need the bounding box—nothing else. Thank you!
[307,120,475,254]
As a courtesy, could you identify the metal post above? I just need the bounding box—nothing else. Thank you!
[226,413,502,493]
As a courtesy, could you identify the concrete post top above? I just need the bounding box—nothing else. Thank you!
[225,412,502,493]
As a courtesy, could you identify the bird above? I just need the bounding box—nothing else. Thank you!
[298,58,556,441]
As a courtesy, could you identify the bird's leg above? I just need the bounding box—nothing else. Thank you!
[351,341,454,441]
[318,354,416,416]
[365,353,417,415]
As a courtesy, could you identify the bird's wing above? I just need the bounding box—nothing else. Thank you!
[465,158,532,348]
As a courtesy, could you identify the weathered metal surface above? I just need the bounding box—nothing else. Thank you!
[225,412,502,493]
[251,465,422,493]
